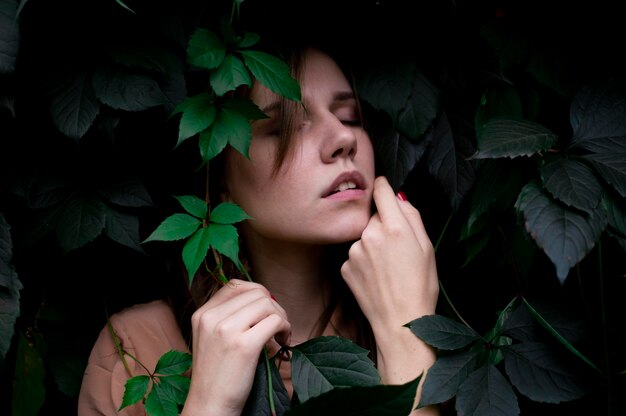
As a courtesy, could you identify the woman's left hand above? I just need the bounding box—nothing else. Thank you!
[341,175,439,332]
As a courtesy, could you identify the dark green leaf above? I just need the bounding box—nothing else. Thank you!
[396,69,440,139]
[49,70,101,140]
[540,158,602,213]
[110,44,173,74]
[474,84,524,139]
[603,191,626,236]
[240,50,301,102]
[157,375,190,406]
[514,181,607,282]
[103,206,145,253]
[100,178,154,208]
[0,215,21,361]
[154,350,192,376]
[456,364,519,416]
[142,213,201,243]
[187,28,225,70]
[207,223,241,267]
[570,78,626,145]
[182,226,212,284]
[406,315,481,350]
[92,67,168,112]
[56,195,106,251]
[175,195,208,219]
[199,125,228,162]
[0,212,20,290]
[173,93,216,145]
[12,332,45,416]
[291,336,379,402]
[222,96,267,120]
[242,352,290,416]
[504,342,586,403]
[210,202,252,225]
[210,54,252,96]
[583,151,626,198]
[472,117,558,159]
[286,375,420,416]
[213,107,252,158]
[119,375,150,410]
[0,0,19,74]
[426,112,475,209]
[419,350,479,407]
[237,31,260,48]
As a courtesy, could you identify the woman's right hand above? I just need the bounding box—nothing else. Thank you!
[180,279,291,416]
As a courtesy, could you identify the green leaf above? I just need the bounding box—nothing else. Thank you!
[455,364,519,416]
[187,28,226,70]
[240,50,301,102]
[514,181,607,282]
[212,107,252,158]
[207,223,241,267]
[471,117,558,159]
[174,195,208,219]
[142,213,202,243]
[157,375,190,406]
[173,93,216,145]
[582,151,626,198]
[237,31,260,48]
[182,226,212,284]
[503,342,586,403]
[210,202,251,224]
[154,350,192,376]
[475,84,524,139]
[0,0,20,74]
[540,158,602,213]
[286,375,420,416]
[49,69,101,140]
[291,336,380,403]
[103,206,145,253]
[405,315,481,350]
[119,375,150,410]
[12,332,45,416]
[92,67,168,111]
[222,96,267,120]
[100,178,154,208]
[419,350,479,407]
[242,352,291,416]
[603,191,626,236]
[199,125,228,162]
[56,194,106,252]
[210,54,252,96]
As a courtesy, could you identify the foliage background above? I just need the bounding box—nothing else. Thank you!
[1,0,625,414]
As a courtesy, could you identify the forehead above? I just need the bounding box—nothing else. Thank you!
[249,48,352,110]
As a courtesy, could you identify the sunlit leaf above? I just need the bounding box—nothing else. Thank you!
[240,50,301,102]
[207,223,241,267]
[472,117,558,159]
[210,54,252,96]
[154,350,192,376]
[540,158,602,213]
[419,350,479,407]
[504,342,586,402]
[143,213,201,243]
[291,336,379,402]
[49,70,101,140]
[515,181,607,282]
[286,376,420,416]
[456,364,519,416]
[405,315,481,350]
[187,28,225,70]
[119,375,149,410]
[174,93,216,145]
[174,195,208,219]
[56,194,106,251]
[210,202,251,225]
[92,67,168,111]
[182,227,211,284]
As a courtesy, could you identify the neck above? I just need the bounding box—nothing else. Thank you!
[242,233,333,344]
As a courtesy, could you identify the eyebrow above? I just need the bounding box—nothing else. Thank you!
[259,90,356,116]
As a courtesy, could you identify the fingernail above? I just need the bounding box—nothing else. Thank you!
[397,191,408,201]
[270,293,277,301]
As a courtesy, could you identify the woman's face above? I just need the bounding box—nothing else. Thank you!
[224,48,375,245]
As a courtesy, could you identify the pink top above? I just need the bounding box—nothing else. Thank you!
[78,299,357,415]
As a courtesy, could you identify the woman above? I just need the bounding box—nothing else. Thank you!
[78,45,440,416]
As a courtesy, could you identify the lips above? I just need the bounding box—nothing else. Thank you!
[322,171,366,198]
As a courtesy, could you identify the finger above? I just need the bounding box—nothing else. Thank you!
[246,313,292,351]
[397,201,433,250]
[371,176,405,224]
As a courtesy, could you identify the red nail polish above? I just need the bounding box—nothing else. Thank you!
[270,293,277,301]
[397,191,408,201]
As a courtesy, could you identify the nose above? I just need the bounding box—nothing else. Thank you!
[320,117,357,163]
